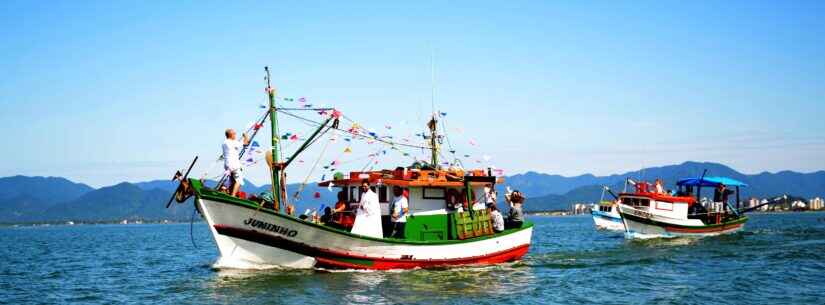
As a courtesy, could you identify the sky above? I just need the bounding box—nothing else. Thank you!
[1,1,824,188]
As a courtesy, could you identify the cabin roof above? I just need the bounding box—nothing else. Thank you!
[677,176,748,188]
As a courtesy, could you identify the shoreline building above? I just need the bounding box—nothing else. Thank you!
[810,197,823,210]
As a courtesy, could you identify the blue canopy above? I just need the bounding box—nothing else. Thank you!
[676,176,748,188]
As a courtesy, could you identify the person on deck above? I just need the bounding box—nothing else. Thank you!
[490,204,505,233]
[390,186,409,239]
[654,179,665,194]
[333,191,348,213]
[222,128,250,197]
[505,190,525,229]
[351,180,383,238]
[472,184,494,211]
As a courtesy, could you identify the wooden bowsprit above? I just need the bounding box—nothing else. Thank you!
[166,156,199,208]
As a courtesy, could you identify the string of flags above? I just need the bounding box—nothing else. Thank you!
[247,95,505,178]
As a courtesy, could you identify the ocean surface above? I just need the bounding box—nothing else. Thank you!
[2,212,824,305]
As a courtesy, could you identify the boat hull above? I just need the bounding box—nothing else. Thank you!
[197,197,532,270]
[618,204,746,239]
[590,210,624,232]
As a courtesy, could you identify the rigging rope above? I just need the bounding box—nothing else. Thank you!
[291,126,334,201]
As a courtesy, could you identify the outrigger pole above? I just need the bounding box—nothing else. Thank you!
[265,66,283,211]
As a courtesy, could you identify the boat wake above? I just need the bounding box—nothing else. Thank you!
[211,256,286,270]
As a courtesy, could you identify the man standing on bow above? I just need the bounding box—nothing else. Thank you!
[222,128,250,197]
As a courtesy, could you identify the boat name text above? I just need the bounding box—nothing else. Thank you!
[243,218,298,237]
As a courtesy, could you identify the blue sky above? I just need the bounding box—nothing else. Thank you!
[1,1,823,187]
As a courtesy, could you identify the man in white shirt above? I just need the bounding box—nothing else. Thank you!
[351,180,383,238]
[222,128,249,197]
[490,204,505,233]
[390,186,409,239]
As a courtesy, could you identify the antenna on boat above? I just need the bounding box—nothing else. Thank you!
[427,47,440,168]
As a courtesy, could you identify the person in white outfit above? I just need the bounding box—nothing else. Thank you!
[351,180,383,238]
[390,186,409,239]
[222,128,249,197]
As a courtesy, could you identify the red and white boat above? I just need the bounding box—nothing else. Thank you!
[617,177,749,239]
[169,67,532,270]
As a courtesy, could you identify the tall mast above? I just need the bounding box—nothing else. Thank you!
[265,66,282,209]
[428,48,439,168]
[428,114,439,168]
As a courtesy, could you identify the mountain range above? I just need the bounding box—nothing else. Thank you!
[1,161,823,223]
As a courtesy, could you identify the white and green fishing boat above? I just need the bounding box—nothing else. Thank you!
[168,67,533,270]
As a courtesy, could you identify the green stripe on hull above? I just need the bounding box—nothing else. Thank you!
[190,179,532,245]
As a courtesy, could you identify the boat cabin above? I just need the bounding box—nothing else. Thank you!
[618,180,697,221]
[618,176,747,225]
[319,167,505,241]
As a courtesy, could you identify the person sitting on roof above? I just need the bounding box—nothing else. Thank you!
[505,190,525,229]
[654,178,665,194]
[351,180,383,238]
[222,128,250,197]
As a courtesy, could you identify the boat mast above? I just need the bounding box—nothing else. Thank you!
[428,49,440,169]
[265,66,283,210]
[428,114,439,168]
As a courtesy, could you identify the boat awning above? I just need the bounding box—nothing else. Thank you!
[676,176,748,188]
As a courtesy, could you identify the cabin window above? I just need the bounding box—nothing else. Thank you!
[622,197,650,207]
[422,187,446,199]
[349,186,359,203]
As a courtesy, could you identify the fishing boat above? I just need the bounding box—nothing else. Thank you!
[617,176,749,239]
[590,201,623,231]
[590,186,624,232]
[167,67,533,270]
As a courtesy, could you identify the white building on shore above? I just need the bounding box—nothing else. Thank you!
[810,197,823,210]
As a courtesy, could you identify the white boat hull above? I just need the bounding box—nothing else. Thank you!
[590,209,624,232]
[196,197,532,269]
[618,204,747,239]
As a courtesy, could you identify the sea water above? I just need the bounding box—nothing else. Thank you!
[1,213,824,304]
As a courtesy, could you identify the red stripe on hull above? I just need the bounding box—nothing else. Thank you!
[213,224,530,270]
[665,223,743,234]
[315,244,530,270]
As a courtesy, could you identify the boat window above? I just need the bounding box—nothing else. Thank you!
[623,197,650,207]
[422,187,446,199]
[349,186,360,203]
